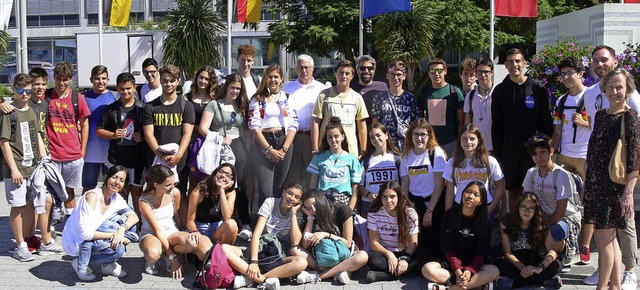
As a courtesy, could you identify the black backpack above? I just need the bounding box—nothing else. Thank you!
[556,92,586,145]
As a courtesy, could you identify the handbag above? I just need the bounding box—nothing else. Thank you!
[313,237,351,267]
[609,113,627,185]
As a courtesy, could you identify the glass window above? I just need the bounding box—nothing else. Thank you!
[0,41,17,84]
[28,40,52,63]
[53,39,77,65]
[8,14,15,28]
[40,15,64,26]
[27,15,39,27]
[64,15,80,26]
[87,14,98,25]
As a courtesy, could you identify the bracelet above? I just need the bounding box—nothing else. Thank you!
[365,192,371,198]
[426,208,433,213]
[328,233,332,239]
[398,255,411,262]
[538,262,546,269]
[264,145,273,156]
[250,260,258,265]
[307,216,315,220]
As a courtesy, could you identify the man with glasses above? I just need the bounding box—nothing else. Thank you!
[417,58,464,156]
[463,58,495,152]
[581,45,640,289]
[137,58,162,103]
[523,134,582,271]
[492,48,553,214]
[284,54,328,189]
[351,55,388,113]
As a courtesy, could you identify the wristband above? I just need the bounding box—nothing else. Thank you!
[264,145,273,156]
[538,262,546,269]
[398,255,411,262]
[307,216,315,220]
[426,208,433,213]
[250,260,258,264]
[365,192,371,198]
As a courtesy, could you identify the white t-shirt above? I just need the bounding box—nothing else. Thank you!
[283,78,328,131]
[399,147,446,197]
[367,206,419,252]
[522,165,579,217]
[463,87,494,150]
[243,75,258,99]
[257,197,303,241]
[360,153,400,198]
[140,84,162,103]
[442,156,503,204]
[553,90,590,159]
[583,83,640,130]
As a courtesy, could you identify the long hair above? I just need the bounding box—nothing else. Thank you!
[402,118,440,157]
[502,193,547,249]
[215,74,248,119]
[188,66,217,101]
[301,189,339,236]
[196,163,236,199]
[369,181,415,249]
[453,124,490,169]
[320,117,349,152]
[361,122,401,161]
[253,64,284,103]
[142,164,174,194]
[453,181,489,231]
[104,165,127,191]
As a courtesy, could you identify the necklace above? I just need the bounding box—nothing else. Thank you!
[330,151,343,164]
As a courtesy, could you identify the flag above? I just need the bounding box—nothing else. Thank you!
[0,0,12,30]
[363,0,412,19]
[237,0,262,23]
[104,0,132,27]
[495,0,538,18]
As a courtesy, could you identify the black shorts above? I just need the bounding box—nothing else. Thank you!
[501,157,534,190]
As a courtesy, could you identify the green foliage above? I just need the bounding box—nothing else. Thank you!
[617,43,640,87]
[162,0,225,79]
[529,37,595,101]
[0,84,12,97]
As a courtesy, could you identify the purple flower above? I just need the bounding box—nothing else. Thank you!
[553,66,559,73]
[545,68,552,75]
[557,53,563,57]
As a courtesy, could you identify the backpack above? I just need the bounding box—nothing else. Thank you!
[556,92,586,146]
[196,242,235,289]
[529,166,583,213]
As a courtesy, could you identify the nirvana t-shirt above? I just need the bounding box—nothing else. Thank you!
[0,108,40,178]
[257,197,303,241]
[142,97,196,145]
[399,147,447,197]
[367,206,419,252]
[442,156,503,204]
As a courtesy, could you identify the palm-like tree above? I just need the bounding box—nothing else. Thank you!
[162,0,225,80]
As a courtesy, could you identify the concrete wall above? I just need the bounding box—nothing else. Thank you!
[537,3,640,54]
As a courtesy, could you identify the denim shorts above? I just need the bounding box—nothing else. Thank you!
[195,220,223,237]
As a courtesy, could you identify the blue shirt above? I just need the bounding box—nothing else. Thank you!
[84,90,119,163]
[307,150,362,195]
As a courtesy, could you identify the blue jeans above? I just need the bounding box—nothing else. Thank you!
[76,212,138,272]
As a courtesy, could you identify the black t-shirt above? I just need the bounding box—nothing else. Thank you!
[307,203,353,236]
[142,97,196,146]
[98,100,146,168]
[440,207,490,265]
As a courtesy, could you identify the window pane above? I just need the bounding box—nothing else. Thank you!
[87,14,98,25]
[27,16,39,27]
[53,39,77,65]
[28,40,52,63]
[64,15,80,26]
[40,15,64,26]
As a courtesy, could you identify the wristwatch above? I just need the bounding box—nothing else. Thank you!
[168,253,178,261]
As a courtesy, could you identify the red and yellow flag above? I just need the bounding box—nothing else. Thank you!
[237,0,262,23]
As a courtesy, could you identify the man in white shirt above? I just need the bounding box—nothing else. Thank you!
[283,55,328,188]
[581,45,639,289]
[137,58,162,103]
[234,44,261,99]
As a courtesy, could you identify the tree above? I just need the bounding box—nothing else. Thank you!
[162,0,225,80]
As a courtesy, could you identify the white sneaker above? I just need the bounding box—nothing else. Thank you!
[144,261,158,275]
[296,270,321,284]
[334,271,350,284]
[583,270,599,285]
[238,225,252,241]
[621,271,637,290]
[71,258,96,281]
[233,275,253,289]
[263,277,280,290]
[38,239,64,255]
[101,261,127,277]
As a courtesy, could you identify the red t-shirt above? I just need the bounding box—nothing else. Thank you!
[46,90,91,161]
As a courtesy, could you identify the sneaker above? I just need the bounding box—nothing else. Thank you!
[12,244,34,262]
[234,275,253,289]
[101,262,127,277]
[25,236,41,253]
[365,270,394,283]
[263,277,280,290]
[577,246,590,265]
[561,264,572,273]
[38,239,64,255]
[239,225,252,241]
[144,261,158,275]
[334,271,350,284]
[71,258,96,281]
[621,271,637,290]
[485,281,494,290]
[496,276,514,289]
[543,275,563,289]
[583,270,599,285]
[296,270,320,284]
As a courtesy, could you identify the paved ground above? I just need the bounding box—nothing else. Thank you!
[0,185,638,289]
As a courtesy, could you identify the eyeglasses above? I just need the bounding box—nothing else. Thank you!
[412,132,429,139]
[16,88,32,95]
[519,205,535,213]
[142,70,158,75]
[429,69,445,75]
[358,66,375,71]
[476,70,492,76]
[558,71,576,78]
[230,112,237,124]
[216,170,234,179]
[388,73,404,79]
[528,133,548,142]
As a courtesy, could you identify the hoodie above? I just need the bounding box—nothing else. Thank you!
[491,76,553,161]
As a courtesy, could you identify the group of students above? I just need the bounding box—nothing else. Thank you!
[1,44,636,290]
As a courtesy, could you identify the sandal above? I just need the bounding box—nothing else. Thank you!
[427,282,448,290]
[483,281,494,290]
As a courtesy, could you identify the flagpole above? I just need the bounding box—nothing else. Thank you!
[18,0,27,73]
[358,0,363,57]
[489,0,495,63]
[98,0,104,65]
[227,0,232,75]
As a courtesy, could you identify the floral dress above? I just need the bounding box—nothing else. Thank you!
[584,109,640,229]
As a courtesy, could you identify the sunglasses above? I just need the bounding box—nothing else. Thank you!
[231,112,237,124]
[358,66,375,71]
[16,88,32,95]
[429,69,445,75]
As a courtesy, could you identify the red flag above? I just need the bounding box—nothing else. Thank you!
[495,0,538,18]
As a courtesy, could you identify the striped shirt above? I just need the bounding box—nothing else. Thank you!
[367,207,419,252]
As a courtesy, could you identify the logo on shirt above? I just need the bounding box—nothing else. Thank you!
[408,165,429,175]
[153,113,183,126]
[525,95,535,109]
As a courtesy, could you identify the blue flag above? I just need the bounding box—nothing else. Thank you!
[363,0,412,19]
